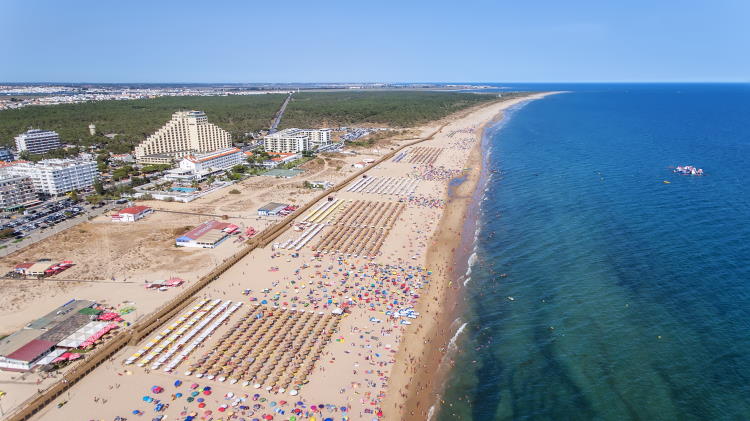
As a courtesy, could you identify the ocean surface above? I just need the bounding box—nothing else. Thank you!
[438,84,750,421]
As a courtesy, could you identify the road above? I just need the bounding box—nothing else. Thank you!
[269,92,293,134]
[0,203,119,258]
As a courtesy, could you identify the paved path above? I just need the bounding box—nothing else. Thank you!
[269,92,293,134]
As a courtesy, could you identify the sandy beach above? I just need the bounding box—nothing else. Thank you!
[1,93,554,421]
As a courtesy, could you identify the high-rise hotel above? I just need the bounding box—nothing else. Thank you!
[14,129,62,154]
[134,111,232,164]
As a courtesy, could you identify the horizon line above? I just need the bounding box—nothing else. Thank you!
[1,81,748,85]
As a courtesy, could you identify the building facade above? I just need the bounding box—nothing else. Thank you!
[14,129,62,154]
[134,111,232,162]
[164,148,244,181]
[0,148,14,162]
[2,159,98,195]
[179,147,244,174]
[263,128,332,153]
[0,176,38,210]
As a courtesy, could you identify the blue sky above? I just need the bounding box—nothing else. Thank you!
[1,0,748,83]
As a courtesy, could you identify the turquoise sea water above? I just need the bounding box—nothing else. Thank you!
[439,84,750,421]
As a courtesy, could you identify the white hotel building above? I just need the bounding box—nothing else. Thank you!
[164,147,244,181]
[1,159,98,196]
[14,129,62,154]
[134,111,232,164]
[263,128,332,153]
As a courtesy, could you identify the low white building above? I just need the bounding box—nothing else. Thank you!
[111,205,152,222]
[1,159,98,195]
[166,148,244,181]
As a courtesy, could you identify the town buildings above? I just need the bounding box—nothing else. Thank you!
[263,128,332,153]
[14,129,62,154]
[1,159,98,195]
[0,175,39,210]
[134,111,232,164]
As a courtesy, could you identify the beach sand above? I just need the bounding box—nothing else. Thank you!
[3,93,554,421]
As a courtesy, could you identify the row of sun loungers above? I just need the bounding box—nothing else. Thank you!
[278,223,327,251]
[185,305,340,391]
[126,298,215,366]
[302,198,348,224]
[162,301,243,372]
[405,147,442,165]
[346,176,419,196]
[392,151,408,162]
[311,201,405,257]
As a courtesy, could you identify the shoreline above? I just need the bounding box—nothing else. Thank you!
[4,93,557,421]
[386,92,559,420]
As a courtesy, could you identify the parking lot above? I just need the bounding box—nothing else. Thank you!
[0,199,119,258]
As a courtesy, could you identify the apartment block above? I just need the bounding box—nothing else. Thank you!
[263,128,332,153]
[2,159,98,195]
[14,129,62,154]
[0,176,38,210]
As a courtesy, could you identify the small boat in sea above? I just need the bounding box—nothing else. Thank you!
[674,165,704,176]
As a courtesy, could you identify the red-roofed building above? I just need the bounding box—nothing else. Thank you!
[111,205,153,223]
[175,220,238,248]
[14,262,34,274]
[0,338,56,371]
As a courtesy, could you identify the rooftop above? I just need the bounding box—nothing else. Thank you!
[27,299,96,330]
[184,147,241,163]
[4,339,56,362]
[258,202,288,212]
[177,220,237,241]
[118,205,151,215]
[0,329,45,357]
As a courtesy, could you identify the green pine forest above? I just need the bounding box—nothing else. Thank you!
[0,91,503,153]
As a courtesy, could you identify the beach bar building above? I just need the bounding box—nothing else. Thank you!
[0,299,98,371]
[111,205,153,222]
[175,220,238,248]
[257,202,289,216]
[0,332,57,371]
